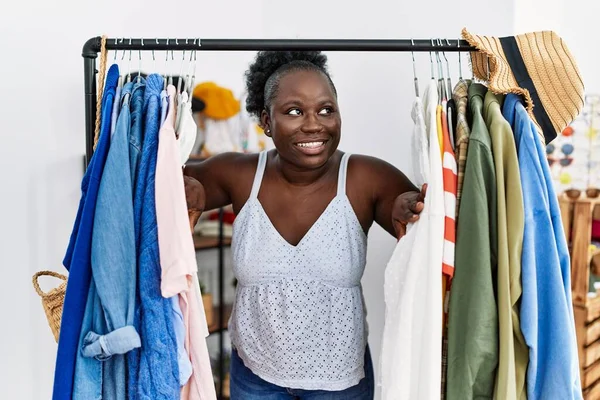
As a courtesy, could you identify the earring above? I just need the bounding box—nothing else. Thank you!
[266,129,271,134]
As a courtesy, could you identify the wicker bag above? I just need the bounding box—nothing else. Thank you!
[32,271,67,342]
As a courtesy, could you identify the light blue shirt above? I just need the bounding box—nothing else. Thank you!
[503,94,582,400]
[75,73,142,400]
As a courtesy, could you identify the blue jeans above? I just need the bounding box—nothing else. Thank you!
[230,346,374,399]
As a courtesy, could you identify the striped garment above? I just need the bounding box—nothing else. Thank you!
[441,102,457,278]
[436,105,447,303]
[440,100,457,399]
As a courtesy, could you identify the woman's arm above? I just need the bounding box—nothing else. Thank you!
[183,152,248,212]
[352,155,425,238]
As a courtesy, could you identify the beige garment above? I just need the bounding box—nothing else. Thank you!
[452,79,472,219]
[483,91,528,400]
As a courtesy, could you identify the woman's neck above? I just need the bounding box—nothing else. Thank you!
[272,151,337,187]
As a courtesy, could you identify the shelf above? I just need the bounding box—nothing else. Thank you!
[208,304,233,335]
[194,235,232,250]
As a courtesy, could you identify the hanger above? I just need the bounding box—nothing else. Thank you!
[429,39,436,80]
[177,41,187,95]
[184,39,196,95]
[187,39,199,94]
[117,38,126,89]
[443,39,452,97]
[168,39,176,87]
[126,38,133,84]
[152,39,157,73]
[411,39,419,97]
[114,38,123,90]
[163,39,170,90]
[435,39,445,103]
[136,39,143,85]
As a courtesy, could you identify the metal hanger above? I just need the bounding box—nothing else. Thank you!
[187,39,199,94]
[429,39,435,80]
[444,39,452,98]
[168,39,176,87]
[113,38,119,63]
[177,40,187,94]
[411,39,419,97]
[184,39,196,94]
[163,39,170,90]
[152,39,157,72]
[117,38,126,89]
[126,38,132,84]
[435,39,445,102]
[136,39,143,85]
[114,38,123,90]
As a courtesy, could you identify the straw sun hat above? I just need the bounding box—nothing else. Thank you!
[462,28,584,143]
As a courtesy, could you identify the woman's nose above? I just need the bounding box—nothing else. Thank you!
[300,113,322,133]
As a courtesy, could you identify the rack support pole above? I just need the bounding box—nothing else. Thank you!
[83,38,100,166]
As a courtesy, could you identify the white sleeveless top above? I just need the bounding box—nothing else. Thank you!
[229,150,368,390]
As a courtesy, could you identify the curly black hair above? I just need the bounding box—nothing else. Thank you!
[244,51,337,120]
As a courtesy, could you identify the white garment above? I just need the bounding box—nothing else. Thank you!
[177,92,198,165]
[230,151,368,391]
[380,83,444,400]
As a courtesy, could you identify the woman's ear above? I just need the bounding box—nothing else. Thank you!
[260,109,272,137]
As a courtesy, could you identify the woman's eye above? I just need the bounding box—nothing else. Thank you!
[287,108,301,116]
[319,107,333,115]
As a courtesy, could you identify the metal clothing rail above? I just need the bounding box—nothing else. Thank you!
[81,35,477,400]
[82,36,476,163]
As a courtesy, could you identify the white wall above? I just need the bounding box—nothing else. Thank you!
[0,1,516,399]
[553,0,600,95]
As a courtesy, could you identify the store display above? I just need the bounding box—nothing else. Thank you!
[34,32,591,400]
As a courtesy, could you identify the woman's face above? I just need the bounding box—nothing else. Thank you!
[262,69,341,170]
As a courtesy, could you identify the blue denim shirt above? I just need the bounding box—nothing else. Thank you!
[73,71,143,400]
[503,94,583,400]
[130,78,146,187]
[128,74,180,400]
[111,83,122,137]
[53,64,119,400]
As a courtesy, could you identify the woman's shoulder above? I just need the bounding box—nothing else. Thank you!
[202,151,260,170]
[344,152,411,194]
[345,153,400,177]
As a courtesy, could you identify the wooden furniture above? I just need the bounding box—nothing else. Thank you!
[560,194,600,399]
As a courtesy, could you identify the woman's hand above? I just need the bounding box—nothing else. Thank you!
[184,175,206,232]
[391,184,427,240]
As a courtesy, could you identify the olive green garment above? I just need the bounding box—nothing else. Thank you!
[446,83,498,400]
[482,91,528,400]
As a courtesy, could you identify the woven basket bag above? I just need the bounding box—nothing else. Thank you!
[32,271,68,342]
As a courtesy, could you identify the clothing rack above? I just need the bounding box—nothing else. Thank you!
[81,36,477,400]
[82,36,475,163]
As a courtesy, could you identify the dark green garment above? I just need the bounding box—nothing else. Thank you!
[446,83,499,400]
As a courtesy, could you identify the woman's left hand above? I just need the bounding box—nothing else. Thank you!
[391,184,427,240]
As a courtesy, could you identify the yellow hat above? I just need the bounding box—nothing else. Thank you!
[462,28,584,143]
[192,82,240,120]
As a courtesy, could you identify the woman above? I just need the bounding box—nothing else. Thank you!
[184,51,425,399]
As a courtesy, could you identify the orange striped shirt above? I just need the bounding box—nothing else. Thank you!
[441,104,457,278]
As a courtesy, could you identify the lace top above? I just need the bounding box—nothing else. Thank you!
[229,150,368,390]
